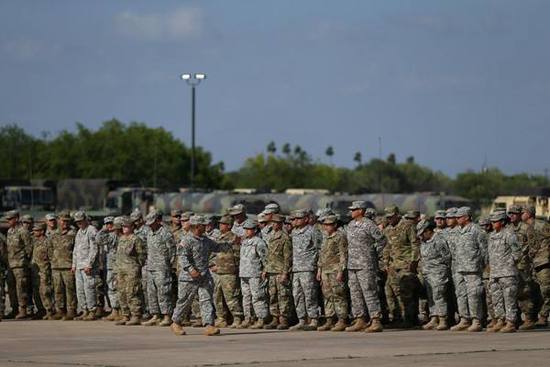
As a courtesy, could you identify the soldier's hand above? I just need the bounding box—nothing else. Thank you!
[189,268,200,279]
[336,271,344,283]
[210,265,218,273]
[261,272,267,280]
[84,266,92,275]
[71,266,76,273]
[279,272,288,285]
[316,270,322,283]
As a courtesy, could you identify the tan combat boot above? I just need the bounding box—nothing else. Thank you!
[229,316,242,329]
[215,318,228,328]
[103,308,120,322]
[499,320,517,333]
[436,316,449,331]
[519,318,536,330]
[486,319,496,329]
[365,317,383,333]
[467,318,482,332]
[250,318,265,329]
[159,315,172,327]
[263,317,279,330]
[487,319,505,332]
[450,318,471,331]
[83,311,98,321]
[276,316,289,330]
[331,319,348,332]
[52,310,65,320]
[63,310,76,321]
[317,318,335,331]
[237,317,252,329]
[125,316,142,326]
[142,314,161,326]
[289,319,306,331]
[15,307,27,320]
[303,318,318,331]
[536,315,548,327]
[94,307,105,318]
[422,316,439,330]
[170,322,187,336]
[74,310,88,321]
[115,316,129,325]
[345,318,367,332]
[42,310,54,320]
[204,325,221,336]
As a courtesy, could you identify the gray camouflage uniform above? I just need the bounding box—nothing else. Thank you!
[73,225,99,312]
[96,229,118,309]
[146,226,176,316]
[135,224,151,314]
[291,225,319,320]
[421,231,451,317]
[446,226,469,320]
[239,235,269,319]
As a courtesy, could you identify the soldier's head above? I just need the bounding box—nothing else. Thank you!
[321,215,338,235]
[478,216,492,232]
[219,215,233,233]
[59,212,72,230]
[307,210,317,225]
[384,205,400,226]
[103,216,114,232]
[243,219,257,238]
[130,210,143,227]
[21,214,33,229]
[145,211,161,231]
[121,217,134,235]
[270,214,284,231]
[263,203,280,222]
[417,220,435,242]
[456,207,472,227]
[445,208,458,227]
[349,201,368,220]
[404,210,421,224]
[229,204,246,223]
[507,205,522,225]
[434,210,447,229]
[171,209,182,227]
[181,211,194,231]
[45,213,57,230]
[284,215,293,232]
[490,211,506,232]
[32,222,46,238]
[4,210,19,228]
[113,216,124,234]
[205,215,217,232]
[190,215,206,236]
[73,211,88,229]
[257,212,269,229]
[521,206,536,223]
[290,210,308,228]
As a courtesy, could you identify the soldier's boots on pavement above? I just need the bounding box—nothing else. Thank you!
[52,310,65,320]
[467,319,482,332]
[125,316,141,326]
[229,317,242,329]
[436,316,449,331]
[142,314,161,326]
[160,315,172,327]
[519,318,536,330]
[302,318,318,331]
[15,307,27,320]
[215,318,228,328]
[63,310,76,321]
[237,318,252,329]
[104,309,120,322]
[536,315,548,328]
[486,319,496,329]
[289,319,306,331]
[203,325,221,336]
[330,319,348,332]
[250,318,266,329]
[83,311,98,321]
[74,311,88,321]
[276,317,289,330]
[95,307,105,319]
[422,316,439,330]
[450,318,471,331]
[500,320,517,333]
[317,318,335,331]
[365,317,383,333]
[487,319,505,332]
[345,318,368,332]
[42,310,54,320]
[170,322,187,336]
[263,317,279,329]
[115,316,130,325]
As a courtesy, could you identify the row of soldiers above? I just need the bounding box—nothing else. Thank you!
[1,201,549,336]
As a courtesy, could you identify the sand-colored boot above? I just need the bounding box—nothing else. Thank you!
[74,310,88,321]
[467,318,482,332]
[276,316,289,330]
[237,317,252,329]
[499,320,517,333]
[215,318,228,328]
[331,319,348,332]
[487,319,505,332]
[103,308,120,322]
[450,318,471,331]
[125,316,142,326]
[263,317,279,330]
[519,318,536,331]
[289,319,306,331]
[42,310,54,320]
[422,316,439,330]
[436,316,449,331]
[365,317,383,333]
[63,309,76,321]
[115,316,129,325]
[83,311,98,321]
[317,318,334,331]
[52,310,65,320]
[303,318,318,331]
[15,307,28,320]
[142,314,161,326]
[250,318,265,329]
[204,325,221,336]
[229,316,242,329]
[345,318,368,332]
[170,322,186,336]
[159,315,172,327]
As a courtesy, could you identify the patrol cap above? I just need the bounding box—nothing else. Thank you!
[270,213,284,223]
[130,211,142,222]
[349,201,368,210]
[73,211,86,222]
[522,205,536,217]
[321,214,338,225]
[103,216,115,225]
[113,216,124,230]
[21,214,34,223]
[445,207,458,218]
[32,222,47,231]
[145,211,159,225]
[284,215,293,224]
[434,210,447,219]
[204,214,219,224]
[257,212,269,223]
[404,210,420,220]
[4,209,19,220]
[263,203,280,214]
[45,213,57,221]
[416,220,434,236]
[58,212,72,221]
[121,216,134,227]
[315,208,332,218]
[189,215,207,226]
[228,204,246,216]
[478,216,491,226]
[384,205,400,217]
[290,209,307,219]
[243,219,257,230]
[181,211,195,221]
[490,211,507,222]
[219,215,233,225]
[171,209,183,217]
[365,208,377,219]
[456,207,472,217]
[507,205,523,215]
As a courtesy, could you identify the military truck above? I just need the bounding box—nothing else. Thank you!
[485,195,550,220]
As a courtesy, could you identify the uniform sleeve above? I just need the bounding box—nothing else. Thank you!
[283,234,292,273]
[86,229,99,268]
[408,223,420,263]
[165,231,176,266]
[21,229,33,260]
[136,237,146,267]
[208,237,232,253]
[508,232,521,263]
[477,227,489,268]
[339,233,348,271]
[256,238,268,269]
[72,233,77,269]
[180,239,196,273]
[370,223,387,262]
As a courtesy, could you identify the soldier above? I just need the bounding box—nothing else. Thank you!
[205,215,221,240]
[96,216,119,321]
[179,211,202,327]
[479,216,495,327]
[383,205,421,328]
[30,222,54,319]
[523,205,550,327]
[229,204,247,239]
[72,211,99,321]
[0,231,7,321]
[486,211,521,333]
[316,214,349,332]
[239,219,269,329]
[262,213,292,330]
[142,211,175,327]
[5,210,31,319]
[170,215,236,336]
[289,209,320,331]
[446,207,468,328]
[132,211,150,319]
[345,201,386,332]
[45,214,58,238]
[49,212,77,320]
[21,214,35,316]
[417,220,452,331]
[211,215,243,329]
[452,207,487,332]
[262,202,280,242]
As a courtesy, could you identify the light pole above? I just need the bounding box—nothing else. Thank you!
[180,73,206,192]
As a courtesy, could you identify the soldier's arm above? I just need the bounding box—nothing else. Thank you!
[165,231,176,265]
[370,223,387,260]
[21,229,32,260]
[256,238,268,269]
[477,228,489,267]
[136,237,146,267]
[284,236,293,274]
[339,234,348,272]
[408,224,421,263]
[508,232,521,263]
[86,229,99,268]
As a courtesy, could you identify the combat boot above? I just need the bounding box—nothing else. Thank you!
[215,318,228,328]
[142,314,161,326]
[486,319,496,329]
[115,316,129,325]
[74,310,88,321]
[422,316,439,330]
[331,319,348,332]
[289,319,306,331]
[159,315,172,327]
[436,316,449,331]
[499,320,517,333]
[229,316,242,329]
[170,322,186,336]
[519,318,536,331]
[83,311,98,321]
[487,319,505,332]
[536,315,548,327]
[467,319,482,332]
[15,307,27,320]
[63,310,76,321]
[317,318,334,331]
[94,307,105,318]
[345,318,367,332]
[204,325,221,336]
[237,317,252,329]
[303,318,318,331]
[450,318,471,331]
[52,310,65,320]
[42,310,54,320]
[125,316,141,326]
[103,308,119,321]
[276,317,289,330]
[365,317,383,333]
[250,318,266,329]
[263,317,279,330]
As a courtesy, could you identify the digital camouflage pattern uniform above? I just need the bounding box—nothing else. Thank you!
[0,233,7,317]
[135,223,151,315]
[528,220,550,321]
[420,231,451,317]
[73,224,99,312]
[318,230,348,320]
[7,224,32,312]
[30,235,53,314]
[115,232,146,318]
[96,228,118,310]
[49,228,77,314]
[265,228,293,320]
[146,226,175,316]
[291,225,319,321]
[239,234,269,320]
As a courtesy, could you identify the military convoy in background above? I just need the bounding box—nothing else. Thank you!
[482,191,550,220]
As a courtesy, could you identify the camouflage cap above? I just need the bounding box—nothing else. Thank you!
[416,220,433,236]
[181,211,195,221]
[478,216,490,226]
[321,214,338,225]
[243,219,257,230]
[73,211,86,222]
[284,215,293,224]
[204,214,219,224]
[348,200,368,210]
[21,214,34,223]
[365,208,377,219]
[270,213,284,223]
[219,215,233,225]
[257,212,269,223]
[228,204,246,216]
[59,212,72,221]
[130,211,142,222]
[507,205,523,215]
[404,210,420,220]
[315,208,333,218]
[456,206,472,217]
[32,222,47,231]
[434,210,447,219]
[384,205,400,217]
[290,209,307,219]
[445,207,458,218]
[145,211,159,226]
[103,216,115,224]
[4,209,19,220]
[263,203,280,214]
[113,216,124,230]
[121,216,134,227]
[45,213,57,221]
[522,205,536,217]
[189,215,207,226]
[490,211,507,222]
[171,209,183,217]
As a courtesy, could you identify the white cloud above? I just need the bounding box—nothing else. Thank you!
[114,6,202,41]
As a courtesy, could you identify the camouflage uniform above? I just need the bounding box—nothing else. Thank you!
[115,233,145,318]
[479,228,495,322]
[420,231,451,317]
[212,230,243,321]
[30,236,53,313]
[265,229,293,319]
[49,229,77,313]
[73,225,99,312]
[383,218,421,324]
[528,220,550,319]
[96,228,118,310]
[291,225,319,320]
[0,233,7,316]
[346,217,386,319]
[7,225,32,311]
[146,226,175,316]
[488,228,520,322]
[135,224,151,315]
[240,235,269,320]
[447,226,470,320]
[318,230,348,320]
[232,221,245,239]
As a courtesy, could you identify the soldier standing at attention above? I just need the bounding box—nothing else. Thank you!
[345,200,386,333]
[45,214,58,238]
[478,216,496,328]
[262,213,293,330]
[96,217,119,321]
[6,210,32,319]
[229,204,247,239]
[72,211,99,321]
[0,231,7,321]
[30,222,54,320]
[49,212,77,321]
[316,214,349,332]
[131,210,150,318]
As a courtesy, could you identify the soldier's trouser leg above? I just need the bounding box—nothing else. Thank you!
[6,268,19,312]
[482,278,494,321]
[95,270,106,310]
[248,277,268,319]
[491,277,519,322]
[117,271,130,317]
[349,270,367,318]
[75,269,96,312]
[0,270,5,315]
[172,281,198,324]
[427,276,448,317]
[417,273,429,318]
[125,269,143,317]
[141,267,149,315]
[219,274,243,318]
[53,269,77,312]
[535,267,550,318]
[38,269,53,311]
[31,265,45,313]
[387,270,419,323]
[241,277,253,319]
[11,267,29,309]
[268,274,291,318]
[453,271,470,319]
[147,269,173,316]
[384,276,400,320]
[462,272,484,320]
[106,269,118,309]
[517,271,537,320]
[292,271,319,320]
[172,276,215,325]
[321,272,348,319]
[378,270,390,323]
[349,269,381,319]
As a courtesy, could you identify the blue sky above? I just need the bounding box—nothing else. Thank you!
[1,0,549,176]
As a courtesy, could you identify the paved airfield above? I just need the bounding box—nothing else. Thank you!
[1,320,549,367]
